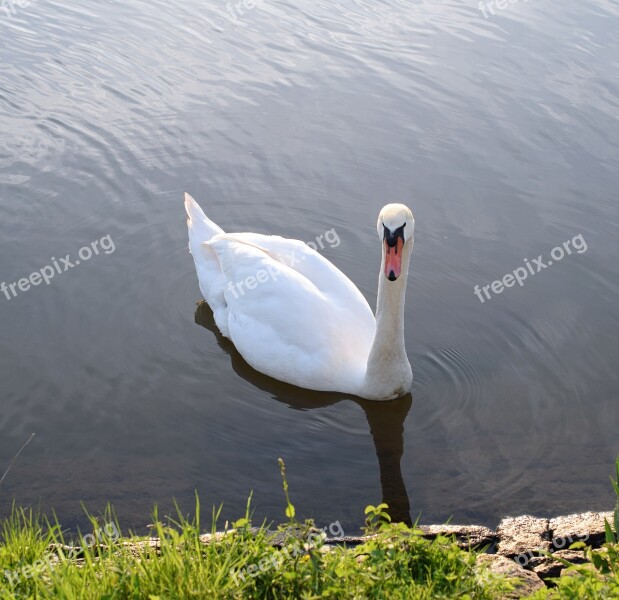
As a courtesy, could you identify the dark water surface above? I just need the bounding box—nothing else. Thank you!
[1,0,618,534]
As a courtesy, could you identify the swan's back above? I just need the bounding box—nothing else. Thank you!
[209,233,375,391]
[185,195,376,392]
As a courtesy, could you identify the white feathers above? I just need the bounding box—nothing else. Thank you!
[185,193,414,400]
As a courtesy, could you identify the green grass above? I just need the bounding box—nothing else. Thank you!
[0,456,618,599]
[0,500,512,600]
[0,462,511,599]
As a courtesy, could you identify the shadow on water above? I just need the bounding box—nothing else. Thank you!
[195,301,412,525]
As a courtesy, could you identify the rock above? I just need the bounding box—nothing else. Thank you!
[532,550,588,580]
[121,538,161,556]
[520,555,547,570]
[549,511,614,549]
[476,554,545,598]
[496,516,550,558]
[268,526,332,548]
[325,526,498,550]
[47,543,85,558]
[418,524,498,549]
[553,549,589,564]
[324,535,372,547]
[199,531,236,545]
[199,527,329,548]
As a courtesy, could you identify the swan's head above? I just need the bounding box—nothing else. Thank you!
[377,204,415,282]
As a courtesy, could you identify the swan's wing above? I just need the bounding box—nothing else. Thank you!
[225,232,370,305]
[206,233,376,392]
[192,243,230,337]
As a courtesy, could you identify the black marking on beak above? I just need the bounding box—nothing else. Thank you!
[383,224,406,251]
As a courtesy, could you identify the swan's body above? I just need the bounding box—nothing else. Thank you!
[185,194,414,400]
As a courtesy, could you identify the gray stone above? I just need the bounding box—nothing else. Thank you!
[199,531,234,545]
[323,526,498,550]
[532,550,588,580]
[496,515,550,558]
[120,538,161,557]
[476,554,545,598]
[199,527,325,548]
[418,524,498,549]
[549,511,614,549]
[520,555,547,570]
[324,535,370,546]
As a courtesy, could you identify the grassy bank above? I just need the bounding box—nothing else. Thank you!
[0,458,617,599]
[0,505,508,599]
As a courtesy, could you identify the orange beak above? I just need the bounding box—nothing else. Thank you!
[384,237,404,281]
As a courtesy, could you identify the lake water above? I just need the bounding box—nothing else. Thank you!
[1,0,618,535]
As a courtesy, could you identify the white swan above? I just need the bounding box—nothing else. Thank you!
[185,194,415,401]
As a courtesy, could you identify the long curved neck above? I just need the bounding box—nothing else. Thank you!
[362,241,413,400]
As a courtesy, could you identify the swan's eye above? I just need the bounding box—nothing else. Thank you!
[383,224,406,247]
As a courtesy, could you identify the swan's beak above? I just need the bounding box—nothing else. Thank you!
[383,225,405,281]
[384,238,404,281]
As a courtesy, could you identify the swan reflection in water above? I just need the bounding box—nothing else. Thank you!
[195,301,412,526]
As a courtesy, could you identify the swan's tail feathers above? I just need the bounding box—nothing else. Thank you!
[184,193,225,247]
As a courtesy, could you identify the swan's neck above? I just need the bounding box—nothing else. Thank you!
[362,242,413,400]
